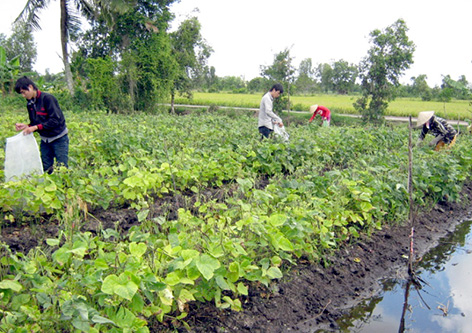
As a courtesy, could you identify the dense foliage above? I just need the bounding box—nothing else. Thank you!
[355,19,415,124]
[0,46,20,96]
[72,0,179,112]
[0,22,36,73]
[0,108,471,331]
[3,6,471,113]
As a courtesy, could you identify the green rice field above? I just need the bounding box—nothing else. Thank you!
[174,92,472,121]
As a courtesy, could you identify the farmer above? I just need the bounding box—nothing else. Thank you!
[14,76,69,173]
[258,83,284,139]
[416,111,457,151]
[309,104,331,127]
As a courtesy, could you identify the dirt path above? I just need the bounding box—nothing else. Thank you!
[1,184,471,332]
[169,104,470,126]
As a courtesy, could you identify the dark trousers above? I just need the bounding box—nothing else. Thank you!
[40,134,69,173]
[259,126,273,140]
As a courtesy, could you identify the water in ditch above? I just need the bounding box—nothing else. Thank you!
[334,220,472,332]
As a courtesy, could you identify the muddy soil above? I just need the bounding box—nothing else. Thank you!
[1,183,472,332]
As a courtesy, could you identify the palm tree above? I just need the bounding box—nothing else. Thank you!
[15,0,130,94]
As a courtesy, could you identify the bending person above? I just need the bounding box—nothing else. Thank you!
[416,111,457,151]
[309,104,331,127]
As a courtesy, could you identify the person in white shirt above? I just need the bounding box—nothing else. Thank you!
[258,84,284,139]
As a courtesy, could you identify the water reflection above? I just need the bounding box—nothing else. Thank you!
[432,245,472,332]
[333,220,472,332]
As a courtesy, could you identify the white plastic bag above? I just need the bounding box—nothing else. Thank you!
[273,124,290,142]
[4,133,43,182]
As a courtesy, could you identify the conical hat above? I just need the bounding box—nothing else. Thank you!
[416,111,434,127]
[310,105,318,113]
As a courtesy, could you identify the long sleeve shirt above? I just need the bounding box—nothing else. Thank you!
[309,105,331,122]
[258,91,282,130]
[26,90,67,140]
[418,115,457,144]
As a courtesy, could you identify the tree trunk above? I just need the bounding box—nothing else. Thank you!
[127,57,136,111]
[121,42,136,111]
[287,82,291,113]
[170,91,175,114]
[60,0,74,94]
[129,77,135,111]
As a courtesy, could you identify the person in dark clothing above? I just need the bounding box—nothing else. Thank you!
[14,76,69,173]
[416,111,457,151]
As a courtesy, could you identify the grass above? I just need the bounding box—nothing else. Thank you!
[174,92,472,121]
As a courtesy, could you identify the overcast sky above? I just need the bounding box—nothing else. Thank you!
[1,0,471,87]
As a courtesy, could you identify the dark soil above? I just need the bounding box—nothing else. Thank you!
[2,183,472,332]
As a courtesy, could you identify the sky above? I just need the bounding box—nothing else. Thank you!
[1,0,471,87]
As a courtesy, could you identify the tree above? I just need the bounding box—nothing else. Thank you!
[261,47,296,112]
[129,32,176,112]
[86,56,122,112]
[217,76,246,92]
[440,75,471,100]
[15,0,132,94]
[203,66,218,91]
[410,74,432,101]
[331,59,358,95]
[354,19,415,124]
[74,0,178,111]
[247,77,269,93]
[315,63,333,93]
[42,68,65,90]
[295,58,316,94]
[169,16,212,112]
[0,22,37,72]
[0,46,20,96]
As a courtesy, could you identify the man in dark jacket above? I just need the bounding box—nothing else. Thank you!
[14,76,69,173]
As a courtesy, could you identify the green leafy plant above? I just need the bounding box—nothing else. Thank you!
[1,108,472,331]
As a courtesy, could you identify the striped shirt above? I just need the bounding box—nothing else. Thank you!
[419,116,457,144]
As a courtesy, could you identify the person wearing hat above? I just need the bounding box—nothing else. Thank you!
[258,83,284,140]
[309,104,331,127]
[416,111,457,151]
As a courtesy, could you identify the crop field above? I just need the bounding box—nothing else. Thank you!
[175,92,472,121]
[1,107,472,331]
